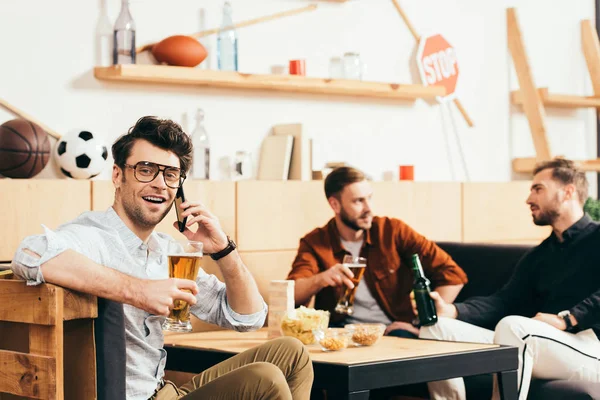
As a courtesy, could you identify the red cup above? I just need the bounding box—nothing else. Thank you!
[289,59,306,76]
[399,165,414,181]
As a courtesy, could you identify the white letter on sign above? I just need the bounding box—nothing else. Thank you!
[422,56,437,85]
[445,48,457,77]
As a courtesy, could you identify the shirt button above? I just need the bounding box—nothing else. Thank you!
[389,269,394,274]
[140,244,147,250]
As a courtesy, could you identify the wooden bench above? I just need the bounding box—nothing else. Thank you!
[0,277,97,399]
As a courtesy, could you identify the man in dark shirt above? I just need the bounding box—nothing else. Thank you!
[415,158,600,400]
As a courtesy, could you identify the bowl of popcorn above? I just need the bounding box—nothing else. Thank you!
[280,306,330,345]
[312,328,352,352]
[344,323,386,346]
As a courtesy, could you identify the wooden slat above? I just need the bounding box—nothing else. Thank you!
[92,180,237,242]
[462,182,550,243]
[0,180,91,261]
[373,182,462,241]
[581,20,600,96]
[513,157,600,173]
[236,181,331,251]
[506,8,551,160]
[63,290,97,321]
[30,286,64,400]
[0,350,55,399]
[511,89,600,108]
[94,65,445,101]
[0,281,57,325]
[63,320,96,400]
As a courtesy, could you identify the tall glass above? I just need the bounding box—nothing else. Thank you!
[334,255,367,315]
[162,240,203,332]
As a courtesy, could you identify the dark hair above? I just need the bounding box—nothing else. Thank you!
[533,157,588,205]
[111,116,193,173]
[324,167,366,199]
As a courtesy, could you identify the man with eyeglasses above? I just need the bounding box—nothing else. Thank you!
[11,116,314,400]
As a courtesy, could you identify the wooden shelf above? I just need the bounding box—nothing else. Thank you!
[513,157,600,173]
[94,65,445,101]
[511,88,600,108]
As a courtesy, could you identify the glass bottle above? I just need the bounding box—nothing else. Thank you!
[190,109,210,180]
[233,151,252,180]
[95,0,112,67]
[198,8,211,69]
[411,254,438,327]
[113,0,136,65]
[217,2,238,71]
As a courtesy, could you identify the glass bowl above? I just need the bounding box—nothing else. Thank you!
[279,307,330,345]
[312,328,352,352]
[344,323,386,346]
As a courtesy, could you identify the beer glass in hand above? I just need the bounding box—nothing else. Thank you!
[334,255,367,315]
[162,240,203,332]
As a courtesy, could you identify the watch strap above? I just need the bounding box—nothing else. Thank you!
[210,237,236,261]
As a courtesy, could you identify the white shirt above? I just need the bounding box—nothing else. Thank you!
[11,207,267,400]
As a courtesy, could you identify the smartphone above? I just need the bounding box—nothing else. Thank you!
[174,186,187,233]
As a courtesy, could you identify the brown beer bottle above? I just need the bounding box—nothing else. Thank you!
[411,254,438,326]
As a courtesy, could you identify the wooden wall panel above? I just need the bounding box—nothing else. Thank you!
[372,182,462,241]
[92,181,236,241]
[236,181,331,251]
[462,182,551,243]
[0,180,90,261]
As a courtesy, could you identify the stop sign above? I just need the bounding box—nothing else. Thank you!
[416,34,459,102]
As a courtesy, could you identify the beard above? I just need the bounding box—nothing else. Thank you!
[531,194,561,226]
[340,206,372,232]
[119,175,172,229]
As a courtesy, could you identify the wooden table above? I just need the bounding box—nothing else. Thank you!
[164,329,518,400]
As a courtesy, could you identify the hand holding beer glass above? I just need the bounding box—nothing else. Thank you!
[162,240,203,332]
[334,255,367,315]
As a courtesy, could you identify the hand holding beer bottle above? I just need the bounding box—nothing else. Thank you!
[410,255,458,322]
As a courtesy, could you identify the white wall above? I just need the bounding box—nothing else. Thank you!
[0,0,597,190]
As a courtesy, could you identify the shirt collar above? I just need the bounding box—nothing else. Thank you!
[558,213,594,243]
[326,218,372,255]
[106,207,163,254]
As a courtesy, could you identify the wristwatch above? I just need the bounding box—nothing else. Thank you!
[210,236,237,261]
[558,310,574,332]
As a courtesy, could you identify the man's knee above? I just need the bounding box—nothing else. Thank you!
[246,362,289,393]
[272,336,311,365]
[494,315,530,345]
[420,317,455,340]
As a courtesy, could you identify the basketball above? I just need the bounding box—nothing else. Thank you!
[0,118,51,178]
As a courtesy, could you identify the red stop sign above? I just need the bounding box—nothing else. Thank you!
[416,34,458,102]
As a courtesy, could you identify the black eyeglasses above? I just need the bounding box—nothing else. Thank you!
[124,161,186,189]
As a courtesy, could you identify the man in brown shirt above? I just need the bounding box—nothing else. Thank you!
[287,166,468,338]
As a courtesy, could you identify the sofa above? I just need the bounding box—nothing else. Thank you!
[96,241,600,400]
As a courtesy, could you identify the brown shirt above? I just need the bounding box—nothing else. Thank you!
[287,216,468,324]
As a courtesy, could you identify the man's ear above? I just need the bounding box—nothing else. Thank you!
[328,196,341,214]
[564,183,576,201]
[112,164,121,189]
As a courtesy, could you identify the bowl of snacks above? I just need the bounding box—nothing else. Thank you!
[280,306,330,345]
[312,328,352,352]
[344,323,386,346]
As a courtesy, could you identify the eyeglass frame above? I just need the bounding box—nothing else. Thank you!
[123,161,187,189]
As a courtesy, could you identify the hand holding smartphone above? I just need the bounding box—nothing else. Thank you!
[174,186,187,233]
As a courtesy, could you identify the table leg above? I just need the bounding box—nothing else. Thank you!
[498,369,518,400]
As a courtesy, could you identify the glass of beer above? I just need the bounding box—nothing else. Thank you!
[162,240,203,332]
[334,255,367,315]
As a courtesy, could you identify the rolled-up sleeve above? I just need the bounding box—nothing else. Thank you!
[191,269,267,331]
[11,225,73,285]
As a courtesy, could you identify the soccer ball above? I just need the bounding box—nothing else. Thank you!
[54,130,108,179]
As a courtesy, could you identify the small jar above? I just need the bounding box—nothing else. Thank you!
[233,151,252,180]
[329,56,343,79]
[343,52,362,80]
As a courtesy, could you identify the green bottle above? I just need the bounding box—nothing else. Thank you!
[411,254,438,326]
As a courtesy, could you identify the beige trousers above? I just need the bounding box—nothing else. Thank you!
[151,336,314,400]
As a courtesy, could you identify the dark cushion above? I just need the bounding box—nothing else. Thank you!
[95,298,126,400]
[529,379,600,400]
[436,242,532,304]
